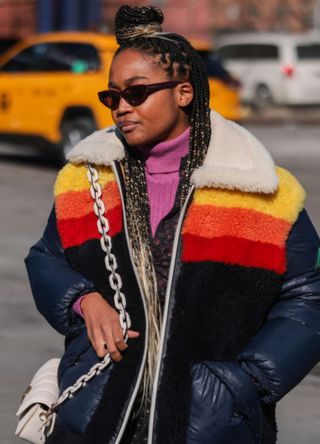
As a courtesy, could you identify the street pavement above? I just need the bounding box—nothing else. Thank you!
[0,123,319,443]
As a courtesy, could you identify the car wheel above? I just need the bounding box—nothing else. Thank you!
[60,116,96,162]
[252,84,273,111]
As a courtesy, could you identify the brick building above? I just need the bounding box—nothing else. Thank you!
[0,0,319,39]
[100,0,212,40]
[0,0,36,38]
[99,0,319,37]
[210,0,317,34]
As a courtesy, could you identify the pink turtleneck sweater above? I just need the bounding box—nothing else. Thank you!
[138,126,190,237]
[73,127,190,317]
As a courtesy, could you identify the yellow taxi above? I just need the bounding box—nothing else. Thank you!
[0,32,241,159]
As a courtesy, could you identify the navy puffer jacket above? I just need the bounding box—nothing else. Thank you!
[25,113,320,444]
[26,205,320,444]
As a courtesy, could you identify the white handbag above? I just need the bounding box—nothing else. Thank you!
[15,359,60,443]
[15,165,131,443]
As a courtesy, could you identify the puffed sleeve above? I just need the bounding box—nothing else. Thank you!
[237,209,320,403]
[25,206,96,337]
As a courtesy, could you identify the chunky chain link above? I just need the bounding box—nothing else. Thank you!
[87,164,131,335]
[41,164,131,434]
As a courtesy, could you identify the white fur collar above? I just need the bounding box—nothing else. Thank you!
[67,110,278,194]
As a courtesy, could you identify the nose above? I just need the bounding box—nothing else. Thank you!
[116,96,133,116]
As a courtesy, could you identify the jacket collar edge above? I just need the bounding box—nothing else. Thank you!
[67,110,278,194]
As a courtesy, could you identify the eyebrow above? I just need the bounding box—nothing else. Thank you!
[108,76,149,89]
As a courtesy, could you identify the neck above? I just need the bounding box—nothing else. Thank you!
[136,127,190,174]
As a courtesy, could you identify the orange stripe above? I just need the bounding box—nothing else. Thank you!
[193,167,305,224]
[182,205,291,246]
[55,181,121,220]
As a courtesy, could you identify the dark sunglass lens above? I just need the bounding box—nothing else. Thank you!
[99,91,120,110]
[123,85,147,106]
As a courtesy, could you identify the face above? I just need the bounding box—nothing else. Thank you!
[108,48,193,147]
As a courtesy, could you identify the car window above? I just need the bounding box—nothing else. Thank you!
[296,44,320,59]
[45,43,101,72]
[218,44,279,61]
[1,43,49,72]
[1,42,100,73]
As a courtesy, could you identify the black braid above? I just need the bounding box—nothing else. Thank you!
[115,5,211,240]
[113,4,211,407]
[115,5,164,37]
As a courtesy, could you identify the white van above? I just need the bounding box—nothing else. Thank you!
[215,32,320,108]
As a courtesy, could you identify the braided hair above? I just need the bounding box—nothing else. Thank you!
[115,5,211,204]
[113,5,211,408]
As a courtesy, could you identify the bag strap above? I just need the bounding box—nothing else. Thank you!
[42,163,131,428]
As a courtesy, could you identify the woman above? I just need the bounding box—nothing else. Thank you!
[25,5,320,444]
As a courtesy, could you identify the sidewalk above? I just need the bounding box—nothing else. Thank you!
[277,373,320,443]
[241,105,320,125]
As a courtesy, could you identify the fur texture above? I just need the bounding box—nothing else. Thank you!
[154,261,283,443]
[54,164,122,249]
[193,166,305,222]
[67,110,279,194]
[191,112,278,193]
[53,128,305,443]
[180,166,305,274]
[66,127,125,166]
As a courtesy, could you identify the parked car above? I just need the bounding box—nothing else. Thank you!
[215,32,320,108]
[0,32,241,160]
[0,32,118,160]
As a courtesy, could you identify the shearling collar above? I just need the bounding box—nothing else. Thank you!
[67,110,278,194]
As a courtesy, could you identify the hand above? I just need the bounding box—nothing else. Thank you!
[81,292,140,362]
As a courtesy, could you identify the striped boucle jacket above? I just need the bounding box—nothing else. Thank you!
[52,110,305,444]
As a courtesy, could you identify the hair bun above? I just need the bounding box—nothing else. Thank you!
[115,5,164,45]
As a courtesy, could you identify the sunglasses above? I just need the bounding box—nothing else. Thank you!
[98,81,182,111]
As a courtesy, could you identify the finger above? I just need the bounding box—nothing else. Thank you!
[105,336,123,362]
[102,323,128,352]
[95,339,108,358]
[114,336,128,352]
[127,330,140,338]
[113,323,128,352]
[88,327,107,358]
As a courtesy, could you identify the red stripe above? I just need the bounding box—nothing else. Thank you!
[57,205,122,249]
[182,234,286,274]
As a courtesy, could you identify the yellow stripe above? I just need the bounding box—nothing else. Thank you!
[54,163,115,196]
[193,167,305,223]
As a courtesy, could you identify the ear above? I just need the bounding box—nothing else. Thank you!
[176,82,194,108]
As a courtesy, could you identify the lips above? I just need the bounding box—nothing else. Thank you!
[117,121,139,133]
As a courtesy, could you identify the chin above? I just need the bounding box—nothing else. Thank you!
[124,133,154,148]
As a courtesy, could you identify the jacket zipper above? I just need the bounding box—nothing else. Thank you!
[147,185,195,444]
[112,161,150,444]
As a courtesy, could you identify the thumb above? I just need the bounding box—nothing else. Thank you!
[127,330,140,338]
